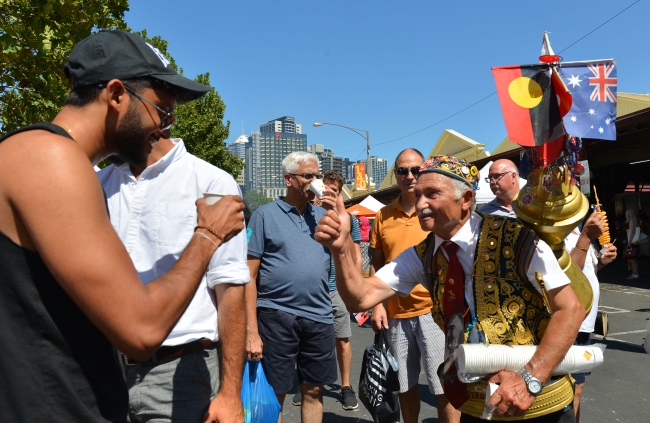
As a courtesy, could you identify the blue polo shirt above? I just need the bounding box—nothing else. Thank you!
[248,197,333,324]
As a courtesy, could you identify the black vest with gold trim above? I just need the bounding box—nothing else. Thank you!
[413,212,573,419]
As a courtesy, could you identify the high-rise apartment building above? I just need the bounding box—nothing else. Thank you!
[259,116,302,135]
[227,132,248,189]
[307,144,350,181]
[227,133,248,160]
[370,156,389,186]
[245,117,307,199]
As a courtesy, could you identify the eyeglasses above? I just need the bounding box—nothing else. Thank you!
[484,172,511,183]
[396,166,421,177]
[124,85,176,131]
[289,173,323,180]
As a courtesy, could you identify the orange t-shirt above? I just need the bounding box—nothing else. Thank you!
[369,196,433,318]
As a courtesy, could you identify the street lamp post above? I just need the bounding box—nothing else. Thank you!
[313,122,371,194]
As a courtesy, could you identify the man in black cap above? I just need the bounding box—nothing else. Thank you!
[0,31,246,423]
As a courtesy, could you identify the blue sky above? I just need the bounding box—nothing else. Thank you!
[126,0,649,164]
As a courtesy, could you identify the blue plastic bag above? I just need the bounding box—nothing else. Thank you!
[241,361,281,423]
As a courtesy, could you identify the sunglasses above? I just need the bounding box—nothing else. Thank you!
[124,85,176,131]
[396,166,421,177]
[289,173,323,180]
[484,172,511,183]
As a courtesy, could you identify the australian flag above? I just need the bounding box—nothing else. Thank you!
[558,61,617,141]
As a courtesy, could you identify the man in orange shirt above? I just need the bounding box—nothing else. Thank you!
[370,148,459,423]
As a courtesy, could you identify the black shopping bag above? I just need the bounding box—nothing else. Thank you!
[358,328,400,423]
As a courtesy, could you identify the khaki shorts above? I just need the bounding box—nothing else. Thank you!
[330,290,352,339]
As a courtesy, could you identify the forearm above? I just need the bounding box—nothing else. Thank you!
[217,285,246,397]
[334,244,394,311]
[570,233,591,269]
[353,242,362,274]
[115,234,218,359]
[526,300,583,382]
[244,278,259,335]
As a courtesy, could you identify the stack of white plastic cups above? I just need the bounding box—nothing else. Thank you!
[457,344,604,378]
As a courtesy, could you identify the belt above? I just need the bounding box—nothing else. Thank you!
[123,338,215,366]
[459,374,574,420]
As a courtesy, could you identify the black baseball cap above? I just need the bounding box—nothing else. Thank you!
[64,30,210,102]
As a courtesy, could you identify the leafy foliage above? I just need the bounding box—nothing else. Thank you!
[0,0,130,132]
[244,190,274,212]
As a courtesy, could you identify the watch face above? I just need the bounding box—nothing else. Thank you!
[529,380,543,394]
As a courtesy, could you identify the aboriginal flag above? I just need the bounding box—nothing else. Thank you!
[492,65,571,148]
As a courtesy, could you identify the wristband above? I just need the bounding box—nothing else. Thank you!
[195,225,225,244]
[194,231,218,249]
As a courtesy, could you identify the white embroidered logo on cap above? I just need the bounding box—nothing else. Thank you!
[145,43,171,68]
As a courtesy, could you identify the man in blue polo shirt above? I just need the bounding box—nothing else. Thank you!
[245,151,336,423]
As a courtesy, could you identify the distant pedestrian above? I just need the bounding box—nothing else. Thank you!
[480,159,520,218]
[625,209,640,279]
[358,215,372,276]
[565,211,616,421]
[245,152,336,423]
[321,170,362,410]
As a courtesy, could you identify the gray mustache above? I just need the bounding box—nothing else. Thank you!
[418,208,434,217]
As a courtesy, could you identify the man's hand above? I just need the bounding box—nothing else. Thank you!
[582,212,606,241]
[486,371,536,417]
[371,304,389,333]
[315,194,350,251]
[202,392,244,423]
[196,196,246,243]
[246,331,263,361]
[599,243,617,266]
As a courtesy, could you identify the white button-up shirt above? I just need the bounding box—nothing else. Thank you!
[97,139,249,346]
[375,212,570,320]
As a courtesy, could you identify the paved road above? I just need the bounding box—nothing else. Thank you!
[280,258,650,423]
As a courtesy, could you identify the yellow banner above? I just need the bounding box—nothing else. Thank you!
[355,164,367,190]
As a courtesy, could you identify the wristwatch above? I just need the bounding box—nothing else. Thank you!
[520,369,543,395]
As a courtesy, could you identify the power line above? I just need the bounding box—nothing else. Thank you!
[374,92,496,147]
[558,0,641,54]
[372,0,641,147]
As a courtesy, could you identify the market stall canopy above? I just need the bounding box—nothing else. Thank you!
[359,195,385,212]
[346,203,377,217]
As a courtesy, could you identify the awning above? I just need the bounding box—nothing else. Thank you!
[346,204,377,217]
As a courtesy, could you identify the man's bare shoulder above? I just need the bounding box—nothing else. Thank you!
[0,129,104,248]
[0,129,93,186]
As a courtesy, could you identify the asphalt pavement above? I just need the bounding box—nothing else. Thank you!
[280,257,650,423]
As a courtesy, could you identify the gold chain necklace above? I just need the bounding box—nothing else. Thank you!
[53,122,75,141]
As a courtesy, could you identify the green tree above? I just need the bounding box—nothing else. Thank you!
[244,190,273,212]
[171,72,244,178]
[0,0,130,133]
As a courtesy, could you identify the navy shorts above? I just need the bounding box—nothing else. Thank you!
[257,307,337,394]
[572,331,592,384]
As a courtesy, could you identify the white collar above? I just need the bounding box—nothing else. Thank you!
[433,211,483,256]
[116,138,186,178]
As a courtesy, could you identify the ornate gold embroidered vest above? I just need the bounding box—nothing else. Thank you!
[414,212,573,419]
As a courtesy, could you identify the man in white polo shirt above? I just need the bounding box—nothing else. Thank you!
[98,137,249,422]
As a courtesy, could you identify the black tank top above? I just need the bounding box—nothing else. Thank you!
[0,123,128,422]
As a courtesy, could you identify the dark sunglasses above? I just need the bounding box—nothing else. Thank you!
[124,85,176,131]
[396,166,421,177]
[289,172,323,180]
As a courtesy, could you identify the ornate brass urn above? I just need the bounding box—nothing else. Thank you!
[512,163,593,315]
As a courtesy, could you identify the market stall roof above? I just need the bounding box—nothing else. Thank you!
[359,195,385,212]
[346,203,376,217]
